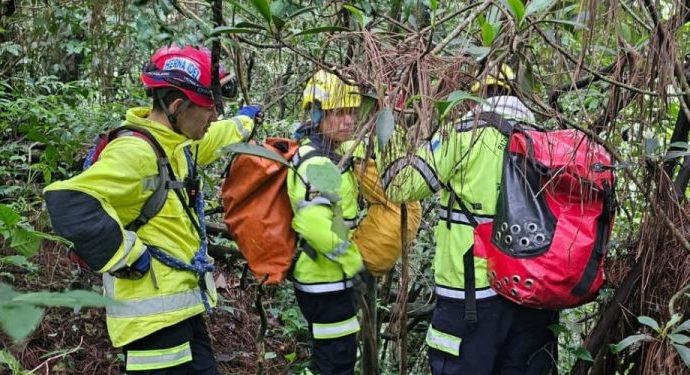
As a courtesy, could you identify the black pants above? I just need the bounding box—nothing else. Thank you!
[123,314,218,374]
[429,296,558,375]
[295,288,358,375]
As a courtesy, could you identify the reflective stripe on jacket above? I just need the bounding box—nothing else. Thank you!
[43,107,253,347]
[377,96,535,293]
[287,140,363,286]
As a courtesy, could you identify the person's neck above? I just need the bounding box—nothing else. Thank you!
[147,109,173,130]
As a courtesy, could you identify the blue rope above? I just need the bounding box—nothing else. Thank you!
[148,146,214,313]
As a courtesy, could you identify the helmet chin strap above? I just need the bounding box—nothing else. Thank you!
[155,90,191,134]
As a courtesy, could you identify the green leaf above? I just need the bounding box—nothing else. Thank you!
[638,315,661,332]
[0,255,37,272]
[436,91,485,120]
[9,228,42,257]
[224,143,290,166]
[227,0,259,20]
[0,283,18,302]
[667,313,684,331]
[331,204,348,241]
[376,108,395,150]
[306,164,341,194]
[13,289,113,308]
[505,0,526,26]
[572,346,594,362]
[0,204,20,228]
[463,45,491,60]
[669,142,690,150]
[673,319,690,334]
[669,334,690,345]
[609,334,654,354]
[234,21,269,30]
[0,303,44,341]
[284,352,297,363]
[525,0,557,17]
[250,0,273,25]
[357,93,378,123]
[292,26,350,37]
[479,16,499,46]
[617,23,633,44]
[343,5,370,27]
[210,26,265,36]
[0,349,26,373]
[673,343,690,368]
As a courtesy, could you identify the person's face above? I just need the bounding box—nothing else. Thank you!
[170,99,218,140]
[319,108,356,144]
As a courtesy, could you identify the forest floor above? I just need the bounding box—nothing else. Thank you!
[0,244,306,374]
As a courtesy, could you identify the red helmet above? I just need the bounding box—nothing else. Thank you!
[141,45,226,108]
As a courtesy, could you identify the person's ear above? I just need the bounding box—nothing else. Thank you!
[168,98,185,114]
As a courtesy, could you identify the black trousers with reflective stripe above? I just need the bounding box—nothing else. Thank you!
[429,296,558,375]
[295,288,357,375]
[123,314,217,375]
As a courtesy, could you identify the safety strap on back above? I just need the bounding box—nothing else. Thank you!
[106,126,175,232]
[444,184,480,324]
[446,111,521,324]
[291,147,329,261]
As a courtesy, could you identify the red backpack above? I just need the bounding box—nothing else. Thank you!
[467,113,615,310]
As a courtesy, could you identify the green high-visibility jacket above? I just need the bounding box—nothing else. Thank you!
[44,107,254,347]
[378,96,535,296]
[287,137,363,287]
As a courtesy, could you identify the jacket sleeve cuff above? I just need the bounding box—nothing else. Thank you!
[99,232,146,273]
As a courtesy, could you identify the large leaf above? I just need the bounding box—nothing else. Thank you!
[525,0,557,17]
[0,283,18,302]
[0,204,20,228]
[306,164,341,194]
[250,0,273,25]
[638,315,660,332]
[224,143,290,166]
[13,289,113,308]
[376,108,395,150]
[505,0,526,25]
[609,334,654,354]
[293,26,350,37]
[673,344,690,368]
[669,334,690,345]
[9,228,42,257]
[674,319,690,334]
[0,303,44,341]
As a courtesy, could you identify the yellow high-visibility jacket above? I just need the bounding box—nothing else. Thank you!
[44,107,253,347]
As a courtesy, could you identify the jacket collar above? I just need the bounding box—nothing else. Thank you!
[123,107,193,151]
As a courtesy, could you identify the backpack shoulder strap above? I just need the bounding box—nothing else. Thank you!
[109,126,174,232]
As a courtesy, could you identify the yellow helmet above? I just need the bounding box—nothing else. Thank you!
[470,64,515,94]
[302,70,361,110]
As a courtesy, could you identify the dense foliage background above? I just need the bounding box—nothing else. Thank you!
[2,0,690,374]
